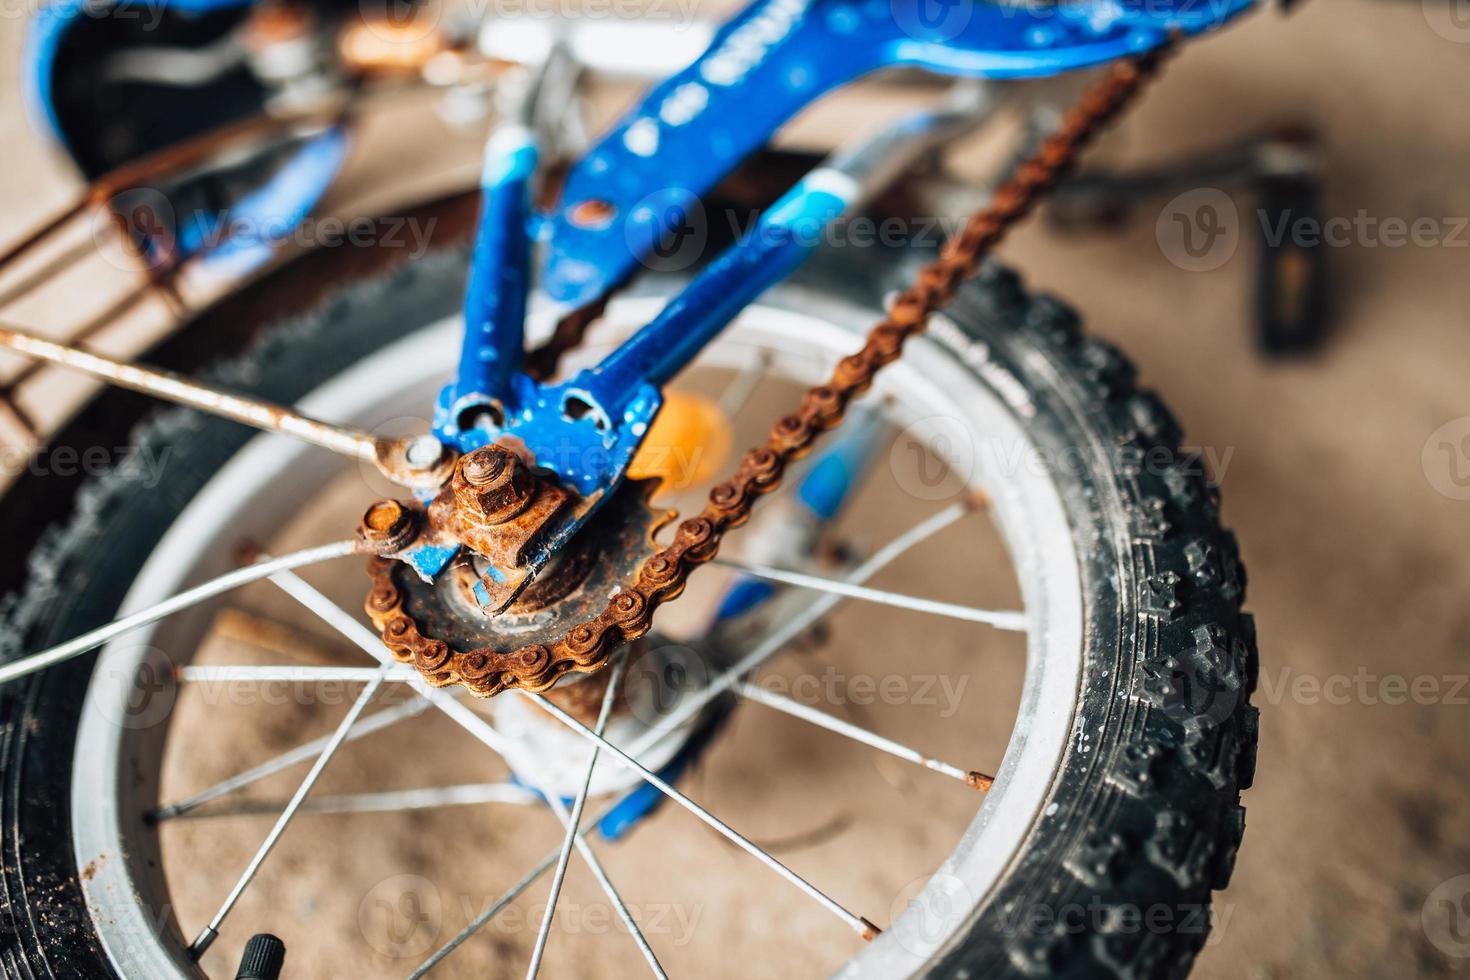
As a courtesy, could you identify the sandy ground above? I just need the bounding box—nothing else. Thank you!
[2,0,1470,978]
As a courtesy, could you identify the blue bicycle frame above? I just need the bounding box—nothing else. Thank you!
[20,0,1257,594]
[416,0,1258,586]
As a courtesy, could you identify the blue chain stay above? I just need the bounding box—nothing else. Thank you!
[540,0,1260,308]
[436,0,1256,479]
[419,0,1258,584]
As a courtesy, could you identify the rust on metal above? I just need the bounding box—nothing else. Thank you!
[338,15,450,73]
[964,771,996,792]
[91,104,347,206]
[0,321,379,457]
[363,479,672,697]
[423,445,574,610]
[359,499,419,552]
[567,199,617,230]
[360,49,1176,696]
[0,320,461,489]
[372,436,458,489]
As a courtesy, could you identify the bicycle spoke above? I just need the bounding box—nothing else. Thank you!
[733,680,994,790]
[710,556,1026,631]
[420,505,970,975]
[526,692,879,940]
[175,782,539,820]
[716,351,769,417]
[268,570,668,972]
[529,653,646,979]
[0,540,358,688]
[189,665,389,957]
[250,504,967,958]
[269,571,517,754]
[539,769,666,979]
[410,794,628,979]
[626,499,977,757]
[152,697,435,822]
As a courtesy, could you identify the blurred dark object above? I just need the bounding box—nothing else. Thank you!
[234,933,286,979]
[1049,127,1329,356]
[36,0,369,178]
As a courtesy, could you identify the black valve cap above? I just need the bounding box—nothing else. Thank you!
[235,933,286,980]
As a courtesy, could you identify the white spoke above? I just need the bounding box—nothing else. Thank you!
[733,679,993,790]
[717,351,769,417]
[189,665,388,957]
[152,697,435,822]
[539,770,666,979]
[252,504,967,961]
[174,782,539,820]
[269,571,518,758]
[530,653,659,979]
[410,794,627,979]
[626,500,976,758]
[0,541,358,687]
[710,557,1026,631]
[269,570,665,974]
[179,665,418,683]
[414,505,969,974]
[525,691,878,940]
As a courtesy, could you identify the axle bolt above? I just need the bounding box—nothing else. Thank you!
[455,445,535,525]
[463,446,509,487]
[359,499,417,552]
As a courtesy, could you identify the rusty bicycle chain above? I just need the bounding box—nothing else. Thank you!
[366,47,1174,698]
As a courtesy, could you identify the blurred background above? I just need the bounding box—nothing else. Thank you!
[0,0,1468,977]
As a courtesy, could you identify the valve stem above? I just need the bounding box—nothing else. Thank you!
[235,933,286,980]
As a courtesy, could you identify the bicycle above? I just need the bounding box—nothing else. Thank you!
[0,0,1265,976]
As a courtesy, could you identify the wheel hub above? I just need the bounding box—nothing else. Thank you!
[363,470,674,696]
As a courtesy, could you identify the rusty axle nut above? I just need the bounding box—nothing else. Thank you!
[358,499,418,553]
[567,198,617,230]
[454,445,535,525]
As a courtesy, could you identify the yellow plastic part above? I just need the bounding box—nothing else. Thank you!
[628,390,733,491]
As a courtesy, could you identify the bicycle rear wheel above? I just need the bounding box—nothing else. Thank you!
[0,240,1257,979]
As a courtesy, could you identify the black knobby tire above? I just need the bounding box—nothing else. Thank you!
[0,246,1257,979]
[928,266,1258,979]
